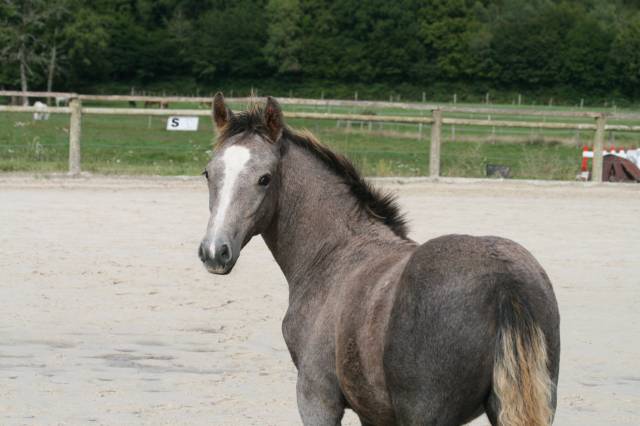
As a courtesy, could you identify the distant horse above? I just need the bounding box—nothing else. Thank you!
[144,100,169,109]
[55,96,69,107]
[33,101,49,121]
[198,94,561,426]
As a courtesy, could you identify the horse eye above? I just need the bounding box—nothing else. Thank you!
[202,170,209,179]
[258,174,271,186]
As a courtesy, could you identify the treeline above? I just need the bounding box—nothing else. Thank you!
[1,0,640,103]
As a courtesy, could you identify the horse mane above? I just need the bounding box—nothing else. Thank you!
[217,103,409,239]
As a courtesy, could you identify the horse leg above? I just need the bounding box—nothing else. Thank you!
[358,417,375,426]
[484,391,499,426]
[296,371,345,426]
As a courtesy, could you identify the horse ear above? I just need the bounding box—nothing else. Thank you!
[213,92,232,129]
[264,96,283,142]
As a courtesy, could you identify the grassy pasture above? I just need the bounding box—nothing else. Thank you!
[1,99,638,179]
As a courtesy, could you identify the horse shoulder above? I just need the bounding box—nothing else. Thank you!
[334,247,414,424]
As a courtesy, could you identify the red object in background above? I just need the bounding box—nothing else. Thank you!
[581,146,589,173]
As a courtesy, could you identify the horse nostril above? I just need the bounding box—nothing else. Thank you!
[218,243,232,264]
[198,242,207,262]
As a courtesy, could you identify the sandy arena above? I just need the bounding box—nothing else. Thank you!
[1,175,638,425]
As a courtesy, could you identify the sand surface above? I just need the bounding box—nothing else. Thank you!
[0,175,638,425]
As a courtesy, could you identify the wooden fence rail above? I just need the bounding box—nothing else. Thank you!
[4,89,639,119]
[3,91,640,182]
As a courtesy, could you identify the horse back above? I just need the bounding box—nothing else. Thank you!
[393,234,558,322]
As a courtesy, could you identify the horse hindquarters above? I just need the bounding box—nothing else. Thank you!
[383,241,499,425]
[383,235,560,426]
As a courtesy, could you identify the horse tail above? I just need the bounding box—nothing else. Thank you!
[492,291,554,426]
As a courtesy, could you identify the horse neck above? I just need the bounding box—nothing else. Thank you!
[261,141,405,292]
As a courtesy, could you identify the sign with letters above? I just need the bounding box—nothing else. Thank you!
[166,116,199,131]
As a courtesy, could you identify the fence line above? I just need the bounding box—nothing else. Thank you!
[0,90,75,99]
[4,89,638,119]
[83,107,212,117]
[3,91,640,182]
[0,105,71,114]
[0,103,616,131]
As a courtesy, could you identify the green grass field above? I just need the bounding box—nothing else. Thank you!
[1,99,638,179]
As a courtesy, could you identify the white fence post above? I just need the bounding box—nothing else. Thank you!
[429,109,442,178]
[68,97,82,175]
[592,113,606,183]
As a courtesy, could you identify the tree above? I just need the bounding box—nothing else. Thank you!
[347,0,425,81]
[3,0,640,102]
[187,0,269,81]
[611,13,640,96]
[264,0,303,75]
[42,0,69,100]
[559,6,614,91]
[416,0,479,82]
[60,4,110,86]
[0,0,49,104]
[0,0,108,97]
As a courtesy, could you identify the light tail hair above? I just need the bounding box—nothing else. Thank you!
[493,297,554,426]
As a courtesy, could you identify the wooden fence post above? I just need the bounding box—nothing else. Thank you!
[68,97,82,175]
[429,109,442,178]
[592,113,606,183]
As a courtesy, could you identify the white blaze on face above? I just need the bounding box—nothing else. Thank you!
[208,146,251,253]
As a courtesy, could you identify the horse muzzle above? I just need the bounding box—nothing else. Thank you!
[198,238,237,275]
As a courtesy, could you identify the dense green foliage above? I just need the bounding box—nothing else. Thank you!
[1,0,640,103]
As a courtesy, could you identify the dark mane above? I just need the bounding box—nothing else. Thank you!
[217,104,409,239]
[218,103,274,143]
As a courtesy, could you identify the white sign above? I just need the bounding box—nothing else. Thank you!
[166,116,199,131]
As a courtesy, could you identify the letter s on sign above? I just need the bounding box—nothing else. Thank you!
[171,118,180,127]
